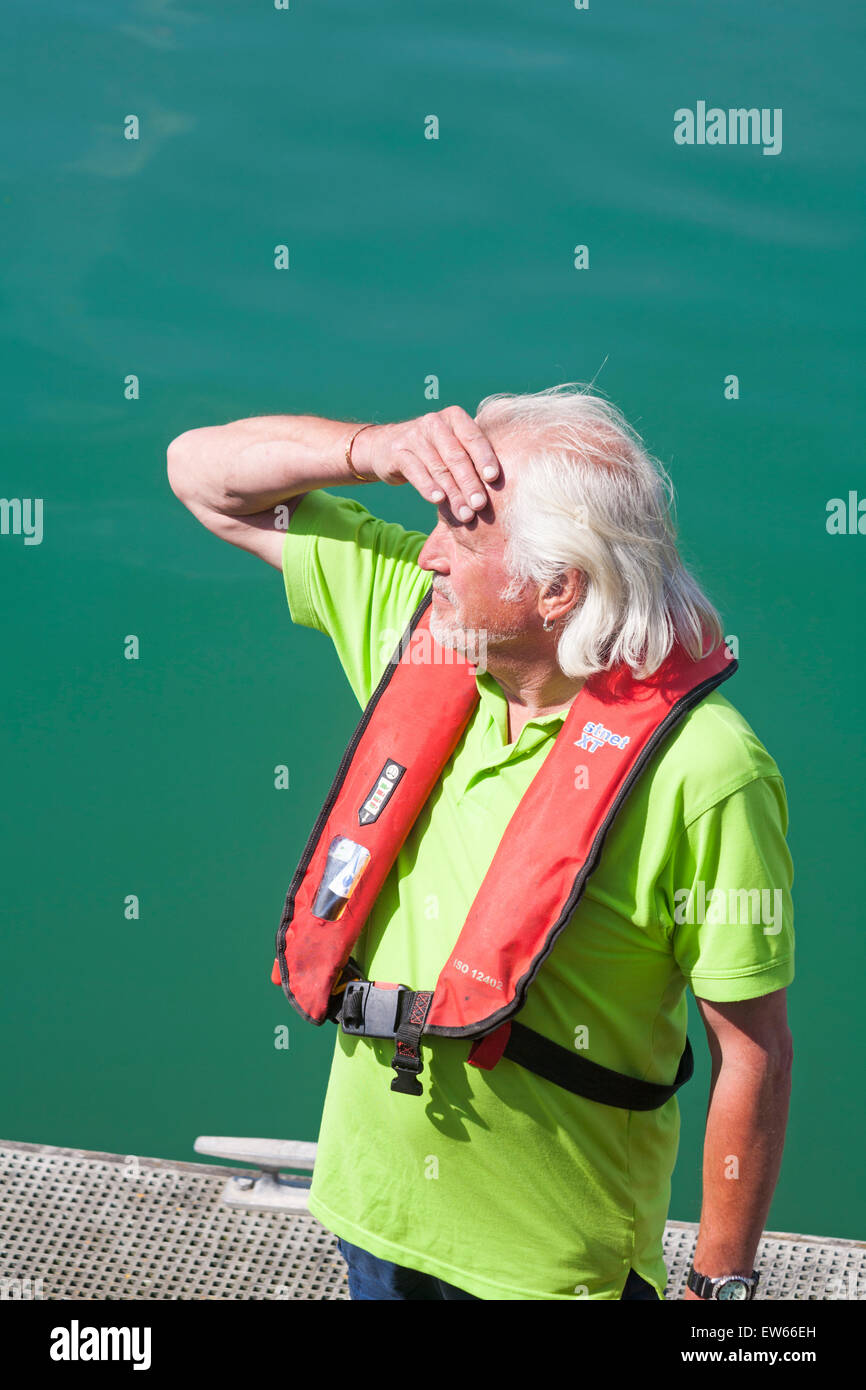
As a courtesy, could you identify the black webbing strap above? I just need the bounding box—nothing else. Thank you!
[503,1021,694,1111]
[325,959,365,1025]
[332,976,692,1108]
[340,987,363,1029]
[390,990,434,1095]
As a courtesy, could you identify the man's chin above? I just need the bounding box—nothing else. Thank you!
[429,617,468,652]
[429,617,490,670]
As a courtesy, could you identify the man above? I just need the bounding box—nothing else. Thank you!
[167,384,794,1301]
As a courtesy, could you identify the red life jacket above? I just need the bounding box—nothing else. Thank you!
[271,589,736,1100]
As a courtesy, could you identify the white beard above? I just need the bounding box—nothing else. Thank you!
[429,592,527,671]
[429,612,486,665]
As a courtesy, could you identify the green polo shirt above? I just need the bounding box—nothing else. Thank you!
[280,490,795,1300]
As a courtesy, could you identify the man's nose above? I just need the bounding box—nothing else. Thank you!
[418,526,448,573]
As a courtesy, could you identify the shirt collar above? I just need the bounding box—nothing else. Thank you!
[475,669,569,754]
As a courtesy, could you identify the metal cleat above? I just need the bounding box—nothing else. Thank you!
[193,1136,317,1214]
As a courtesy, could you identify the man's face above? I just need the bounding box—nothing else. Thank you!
[416,449,540,661]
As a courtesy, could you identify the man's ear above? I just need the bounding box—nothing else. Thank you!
[538,570,583,628]
[541,570,582,610]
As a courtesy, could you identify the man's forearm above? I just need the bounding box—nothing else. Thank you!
[689,1053,792,1288]
[167,414,370,516]
[167,405,503,533]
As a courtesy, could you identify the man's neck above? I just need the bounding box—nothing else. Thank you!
[485,657,585,743]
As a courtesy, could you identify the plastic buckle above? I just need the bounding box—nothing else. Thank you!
[338,980,430,1097]
[339,981,407,1039]
[390,1061,424,1096]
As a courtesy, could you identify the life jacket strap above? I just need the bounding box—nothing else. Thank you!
[336,980,693,1109]
[335,980,434,1096]
[324,958,366,1025]
[390,990,434,1096]
[501,1021,695,1111]
[339,980,408,1037]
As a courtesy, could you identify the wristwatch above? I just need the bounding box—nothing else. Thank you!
[687,1265,760,1301]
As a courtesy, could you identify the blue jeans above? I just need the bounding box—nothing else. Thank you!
[337,1236,660,1300]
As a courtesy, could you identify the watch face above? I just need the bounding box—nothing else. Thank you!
[717,1279,749,1301]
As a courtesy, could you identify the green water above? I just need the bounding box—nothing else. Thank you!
[1,0,864,1245]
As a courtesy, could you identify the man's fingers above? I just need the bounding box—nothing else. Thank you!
[445,407,502,485]
[425,414,498,518]
[393,448,456,508]
[371,408,503,519]
[409,441,477,519]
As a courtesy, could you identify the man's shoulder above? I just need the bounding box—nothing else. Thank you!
[289,487,376,530]
[282,489,433,706]
[288,488,427,559]
[642,689,785,825]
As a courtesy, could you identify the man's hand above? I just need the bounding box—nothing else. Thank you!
[167,405,505,571]
[351,405,502,521]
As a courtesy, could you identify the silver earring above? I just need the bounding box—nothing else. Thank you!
[543,616,553,632]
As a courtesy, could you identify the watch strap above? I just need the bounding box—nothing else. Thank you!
[687,1265,759,1300]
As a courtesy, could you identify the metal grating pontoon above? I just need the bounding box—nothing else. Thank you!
[1,1140,862,1300]
[0,1140,346,1302]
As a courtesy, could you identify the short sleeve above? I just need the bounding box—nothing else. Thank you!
[665,775,795,1001]
[281,490,433,707]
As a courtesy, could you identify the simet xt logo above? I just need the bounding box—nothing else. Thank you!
[574,722,630,754]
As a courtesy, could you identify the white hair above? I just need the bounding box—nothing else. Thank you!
[475,382,723,681]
